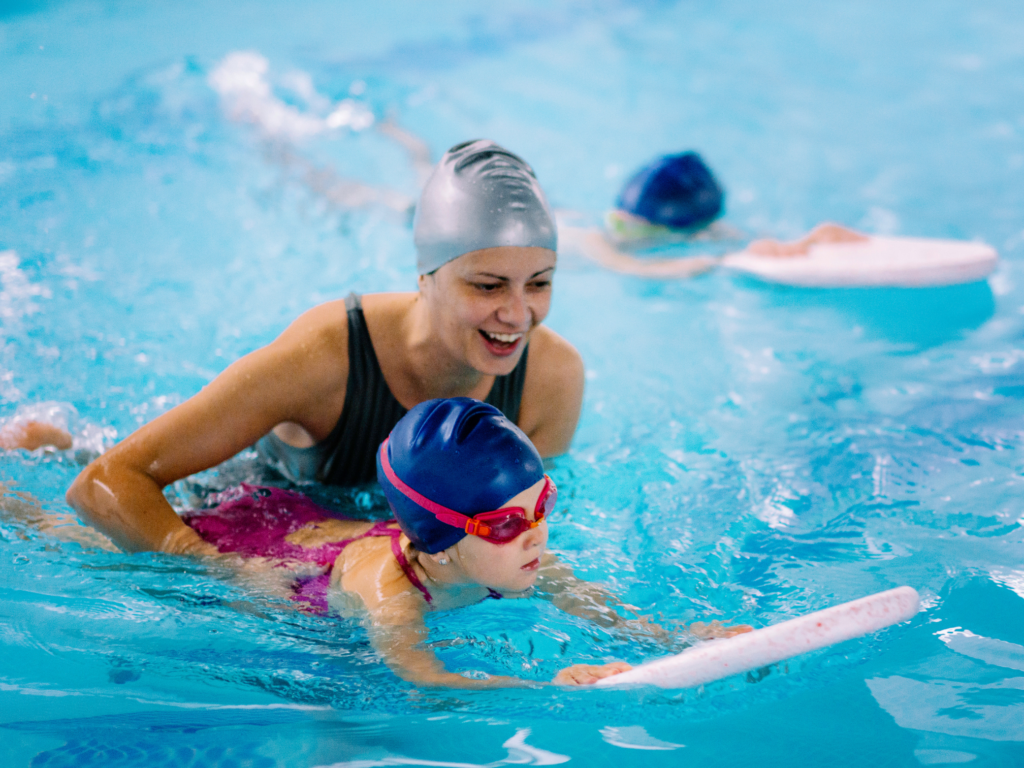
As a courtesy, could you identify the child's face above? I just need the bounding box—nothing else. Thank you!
[452,477,549,592]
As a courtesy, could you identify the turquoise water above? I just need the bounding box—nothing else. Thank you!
[2,0,1024,765]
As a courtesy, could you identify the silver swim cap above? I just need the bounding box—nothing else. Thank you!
[413,140,557,275]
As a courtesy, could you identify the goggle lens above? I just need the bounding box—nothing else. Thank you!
[476,512,532,543]
[472,477,557,544]
[538,480,557,518]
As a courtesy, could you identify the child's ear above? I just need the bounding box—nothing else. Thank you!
[427,549,451,567]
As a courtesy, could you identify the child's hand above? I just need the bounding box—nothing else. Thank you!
[688,620,753,639]
[553,661,632,686]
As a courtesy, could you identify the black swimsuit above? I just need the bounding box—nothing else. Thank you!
[257,293,529,485]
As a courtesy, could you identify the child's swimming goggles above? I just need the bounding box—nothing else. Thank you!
[379,437,557,544]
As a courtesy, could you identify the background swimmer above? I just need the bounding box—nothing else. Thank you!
[205,56,870,281]
[560,151,868,278]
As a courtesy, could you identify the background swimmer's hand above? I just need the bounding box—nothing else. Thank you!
[553,662,632,686]
[0,421,73,451]
[687,620,753,639]
[747,223,868,257]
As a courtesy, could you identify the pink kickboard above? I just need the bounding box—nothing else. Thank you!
[597,586,920,689]
[721,237,997,287]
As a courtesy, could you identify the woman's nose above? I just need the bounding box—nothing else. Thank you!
[497,287,529,327]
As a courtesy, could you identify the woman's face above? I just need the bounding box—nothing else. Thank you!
[420,246,556,376]
[450,477,548,593]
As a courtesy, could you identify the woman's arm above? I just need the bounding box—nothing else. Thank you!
[66,301,350,554]
[2,483,118,551]
[0,421,73,451]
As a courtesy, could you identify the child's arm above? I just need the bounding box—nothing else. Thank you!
[368,595,533,689]
[533,554,640,627]
[365,594,632,689]
[559,221,868,277]
[338,548,631,689]
[746,223,867,257]
[532,553,752,639]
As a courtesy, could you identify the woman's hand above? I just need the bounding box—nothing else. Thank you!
[0,421,73,451]
[687,620,753,639]
[553,661,632,686]
[161,524,224,558]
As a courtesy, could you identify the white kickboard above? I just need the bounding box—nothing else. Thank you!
[721,237,997,287]
[597,586,919,690]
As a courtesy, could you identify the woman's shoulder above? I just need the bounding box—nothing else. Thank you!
[281,297,350,347]
[282,291,417,372]
[518,326,584,457]
[525,326,584,406]
[358,291,418,324]
[528,326,583,373]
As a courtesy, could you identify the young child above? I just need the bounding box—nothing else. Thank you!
[180,397,641,688]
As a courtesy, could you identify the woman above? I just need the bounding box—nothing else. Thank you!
[66,140,585,556]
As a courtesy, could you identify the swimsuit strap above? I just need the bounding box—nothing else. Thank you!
[288,520,433,613]
[359,522,499,606]
[363,520,433,604]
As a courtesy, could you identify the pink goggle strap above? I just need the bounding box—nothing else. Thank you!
[379,437,479,533]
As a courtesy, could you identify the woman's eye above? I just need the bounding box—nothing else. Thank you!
[474,283,502,292]
[528,280,552,290]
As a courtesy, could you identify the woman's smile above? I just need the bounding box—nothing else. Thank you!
[480,329,525,356]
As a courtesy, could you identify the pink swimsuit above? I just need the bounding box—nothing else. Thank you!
[182,484,432,612]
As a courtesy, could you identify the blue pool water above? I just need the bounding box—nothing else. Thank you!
[2,0,1024,765]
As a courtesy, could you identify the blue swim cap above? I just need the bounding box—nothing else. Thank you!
[376,398,545,554]
[616,152,724,231]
